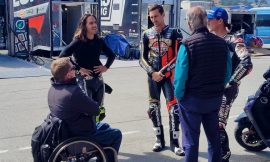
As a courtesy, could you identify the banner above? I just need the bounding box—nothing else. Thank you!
[101,0,113,21]
[13,17,29,57]
[13,0,49,11]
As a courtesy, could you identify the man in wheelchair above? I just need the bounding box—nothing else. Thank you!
[48,57,122,161]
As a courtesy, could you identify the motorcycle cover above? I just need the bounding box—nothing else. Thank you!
[103,34,131,59]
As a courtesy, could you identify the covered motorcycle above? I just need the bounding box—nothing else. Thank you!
[103,34,131,59]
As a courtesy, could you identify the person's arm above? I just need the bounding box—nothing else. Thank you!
[59,39,79,58]
[224,50,232,85]
[139,32,155,76]
[174,44,189,101]
[71,87,99,116]
[94,38,115,74]
[227,40,253,85]
[101,39,116,68]
[160,29,183,74]
[228,56,252,85]
[59,39,82,71]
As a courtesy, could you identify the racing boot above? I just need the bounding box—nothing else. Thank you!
[148,103,165,152]
[169,131,185,156]
[220,127,231,162]
[169,105,185,156]
[153,126,165,152]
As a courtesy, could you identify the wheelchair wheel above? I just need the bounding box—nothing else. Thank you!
[49,137,107,162]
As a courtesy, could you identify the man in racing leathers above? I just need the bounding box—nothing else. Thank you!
[139,4,184,156]
[208,7,253,162]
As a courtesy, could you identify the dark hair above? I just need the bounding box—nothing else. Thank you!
[73,14,98,41]
[149,4,164,15]
[224,22,232,31]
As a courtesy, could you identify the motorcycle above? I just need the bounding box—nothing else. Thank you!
[234,67,270,151]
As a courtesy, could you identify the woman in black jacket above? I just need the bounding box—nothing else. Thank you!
[60,14,115,122]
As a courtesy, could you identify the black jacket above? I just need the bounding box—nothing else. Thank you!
[183,27,228,98]
[48,78,99,137]
[60,36,115,77]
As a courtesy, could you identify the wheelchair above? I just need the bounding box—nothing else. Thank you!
[48,137,118,162]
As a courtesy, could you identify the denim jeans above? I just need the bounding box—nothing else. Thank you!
[179,96,222,162]
[91,123,122,162]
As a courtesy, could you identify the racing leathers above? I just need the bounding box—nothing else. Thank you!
[139,25,184,156]
[219,35,253,161]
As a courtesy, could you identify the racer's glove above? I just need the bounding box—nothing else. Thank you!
[96,106,106,123]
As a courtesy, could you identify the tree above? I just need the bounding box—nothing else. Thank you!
[260,0,268,4]
[239,0,253,5]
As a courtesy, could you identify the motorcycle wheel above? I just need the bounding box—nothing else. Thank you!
[234,122,267,151]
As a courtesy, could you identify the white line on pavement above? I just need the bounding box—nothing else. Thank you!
[0,150,8,154]
[0,130,140,154]
[122,130,140,135]
[18,146,32,151]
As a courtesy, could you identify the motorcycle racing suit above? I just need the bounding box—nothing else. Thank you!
[139,25,184,156]
[219,35,253,161]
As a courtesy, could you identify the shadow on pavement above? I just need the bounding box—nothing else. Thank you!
[119,151,185,162]
[0,54,51,79]
[119,149,270,162]
[199,149,270,162]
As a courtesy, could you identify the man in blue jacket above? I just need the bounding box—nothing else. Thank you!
[174,6,231,162]
[48,57,122,162]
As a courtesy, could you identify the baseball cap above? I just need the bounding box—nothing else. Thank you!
[207,7,228,22]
